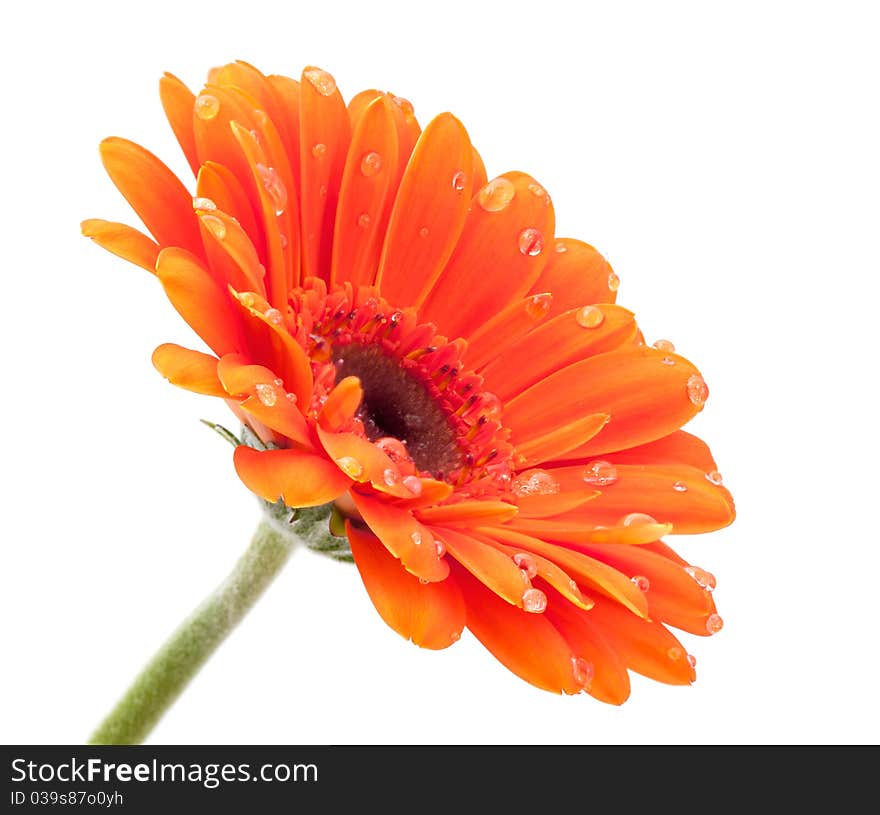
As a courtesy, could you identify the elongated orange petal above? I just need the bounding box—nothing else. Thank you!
[480,305,637,400]
[513,413,610,468]
[316,426,410,498]
[419,171,555,340]
[440,528,528,607]
[196,162,261,251]
[318,375,363,431]
[376,113,474,307]
[506,516,672,545]
[514,484,600,519]
[196,208,266,294]
[347,522,464,649]
[81,219,159,273]
[504,347,705,455]
[606,429,719,472]
[351,492,449,582]
[528,238,618,315]
[99,137,202,255]
[233,446,351,506]
[454,564,581,694]
[151,343,224,396]
[155,247,244,356]
[415,501,518,526]
[159,72,199,176]
[266,74,302,191]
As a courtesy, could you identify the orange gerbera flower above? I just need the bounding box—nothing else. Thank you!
[83,61,734,703]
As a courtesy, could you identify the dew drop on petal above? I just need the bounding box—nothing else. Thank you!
[477,177,516,212]
[518,227,544,256]
[607,272,620,292]
[687,654,698,668]
[254,383,277,407]
[360,151,382,176]
[336,456,364,479]
[512,469,560,496]
[279,234,288,249]
[706,613,724,634]
[527,182,547,199]
[480,391,503,420]
[451,170,467,191]
[311,142,327,158]
[684,565,717,591]
[673,480,689,493]
[410,530,423,546]
[571,657,594,689]
[621,512,658,527]
[434,538,447,558]
[418,226,429,238]
[403,475,423,496]
[264,308,283,325]
[303,67,337,96]
[201,214,227,240]
[273,378,284,387]
[631,575,651,592]
[525,293,552,320]
[661,356,676,366]
[239,292,256,308]
[513,552,538,579]
[192,196,216,211]
[575,305,605,328]
[554,240,567,253]
[357,212,371,228]
[256,164,288,215]
[319,184,328,198]
[582,460,618,487]
[522,587,547,613]
[194,93,220,120]
[285,392,297,402]
[705,470,724,486]
[382,468,400,487]
[667,646,683,661]
[653,339,675,352]
[687,374,709,408]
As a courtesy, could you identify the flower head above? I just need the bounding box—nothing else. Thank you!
[84,61,735,702]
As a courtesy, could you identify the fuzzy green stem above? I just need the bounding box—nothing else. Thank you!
[88,517,297,745]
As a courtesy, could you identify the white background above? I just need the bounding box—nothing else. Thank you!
[1,0,877,745]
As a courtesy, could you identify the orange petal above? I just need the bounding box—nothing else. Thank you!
[299,66,351,282]
[331,96,400,288]
[347,522,465,649]
[266,74,302,192]
[155,247,244,356]
[419,171,555,340]
[196,208,266,294]
[513,413,610,468]
[528,238,619,316]
[440,527,529,607]
[159,72,199,176]
[375,113,474,308]
[454,563,581,694]
[318,375,363,431]
[351,492,449,582]
[506,516,673,545]
[504,347,705,456]
[514,483,600,519]
[479,305,637,400]
[196,162,261,252]
[606,429,719,472]
[80,219,159,273]
[99,137,202,255]
[415,501,518,527]
[151,343,224,396]
[390,478,454,510]
[233,446,351,507]
[316,426,410,498]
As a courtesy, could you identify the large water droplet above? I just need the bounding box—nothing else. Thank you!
[192,196,217,211]
[403,475,423,496]
[525,293,552,320]
[582,460,618,487]
[684,565,717,591]
[254,383,277,407]
[518,228,544,256]
[705,613,724,634]
[303,67,337,96]
[451,170,467,191]
[705,470,724,486]
[360,151,382,176]
[513,552,538,579]
[631,575,651,592]
[653,338,675,352]
[264,308,283,325]
[194,94,220,120]
[607,272,620,292]
[687,374,709,408]
[512,469,560,496]
[201,214,227,240]
[576,305,604,328]
[522,587,547,613]
[621,512,658,527]
[383,468,400,487]
[256,164,288,215]
[336,456,364,479]
[571,657,594,689]
[477,177,516,212]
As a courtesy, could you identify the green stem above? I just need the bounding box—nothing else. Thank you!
[88,517,297,745]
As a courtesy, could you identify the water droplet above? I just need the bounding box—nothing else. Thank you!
[280,234,289,249]
[525,293,552,320]
[311,142,327,158]
[201,214,227,240]
[418,226,429,238]
[667,646,683,661]
[653,339,675,352]
[687,654,697,668]
[571,657,594,689]
[554,240,567,253]
[273,378,284,387]
[451,170,467,191]
[254,383,277,407]
[360,151,382,176]
[607,272,620,292]
[303,66,337,96]
[684,566,717,591]
[319,184,328,198]
[194,93,220,120]
[285,392,297,402]
[661,356,675,366]
[512,469,560,496]
[192,196,216,211]
[522,587,547,613]
[672,480,688,493]
[631,575,651,592]
[513,553,538,579]
[705,613,724,634]
[239,292,256,308]
[518,227,544,256]
[527,182,547,199]
[383,468,400,487]
[582,460,618,487]
[375,436,410,463]
[705,470,724,486]
[410,530,423,546]
[621,512,658,527]
[434,538,447,558]
[264,308,283,325]
[687,374,709,408]
[336,456,364,479]
[477,177,516,212]
[576,305,604,328]
[403,475,423,496]
[256,164,288,215]
[357,212,371,228]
